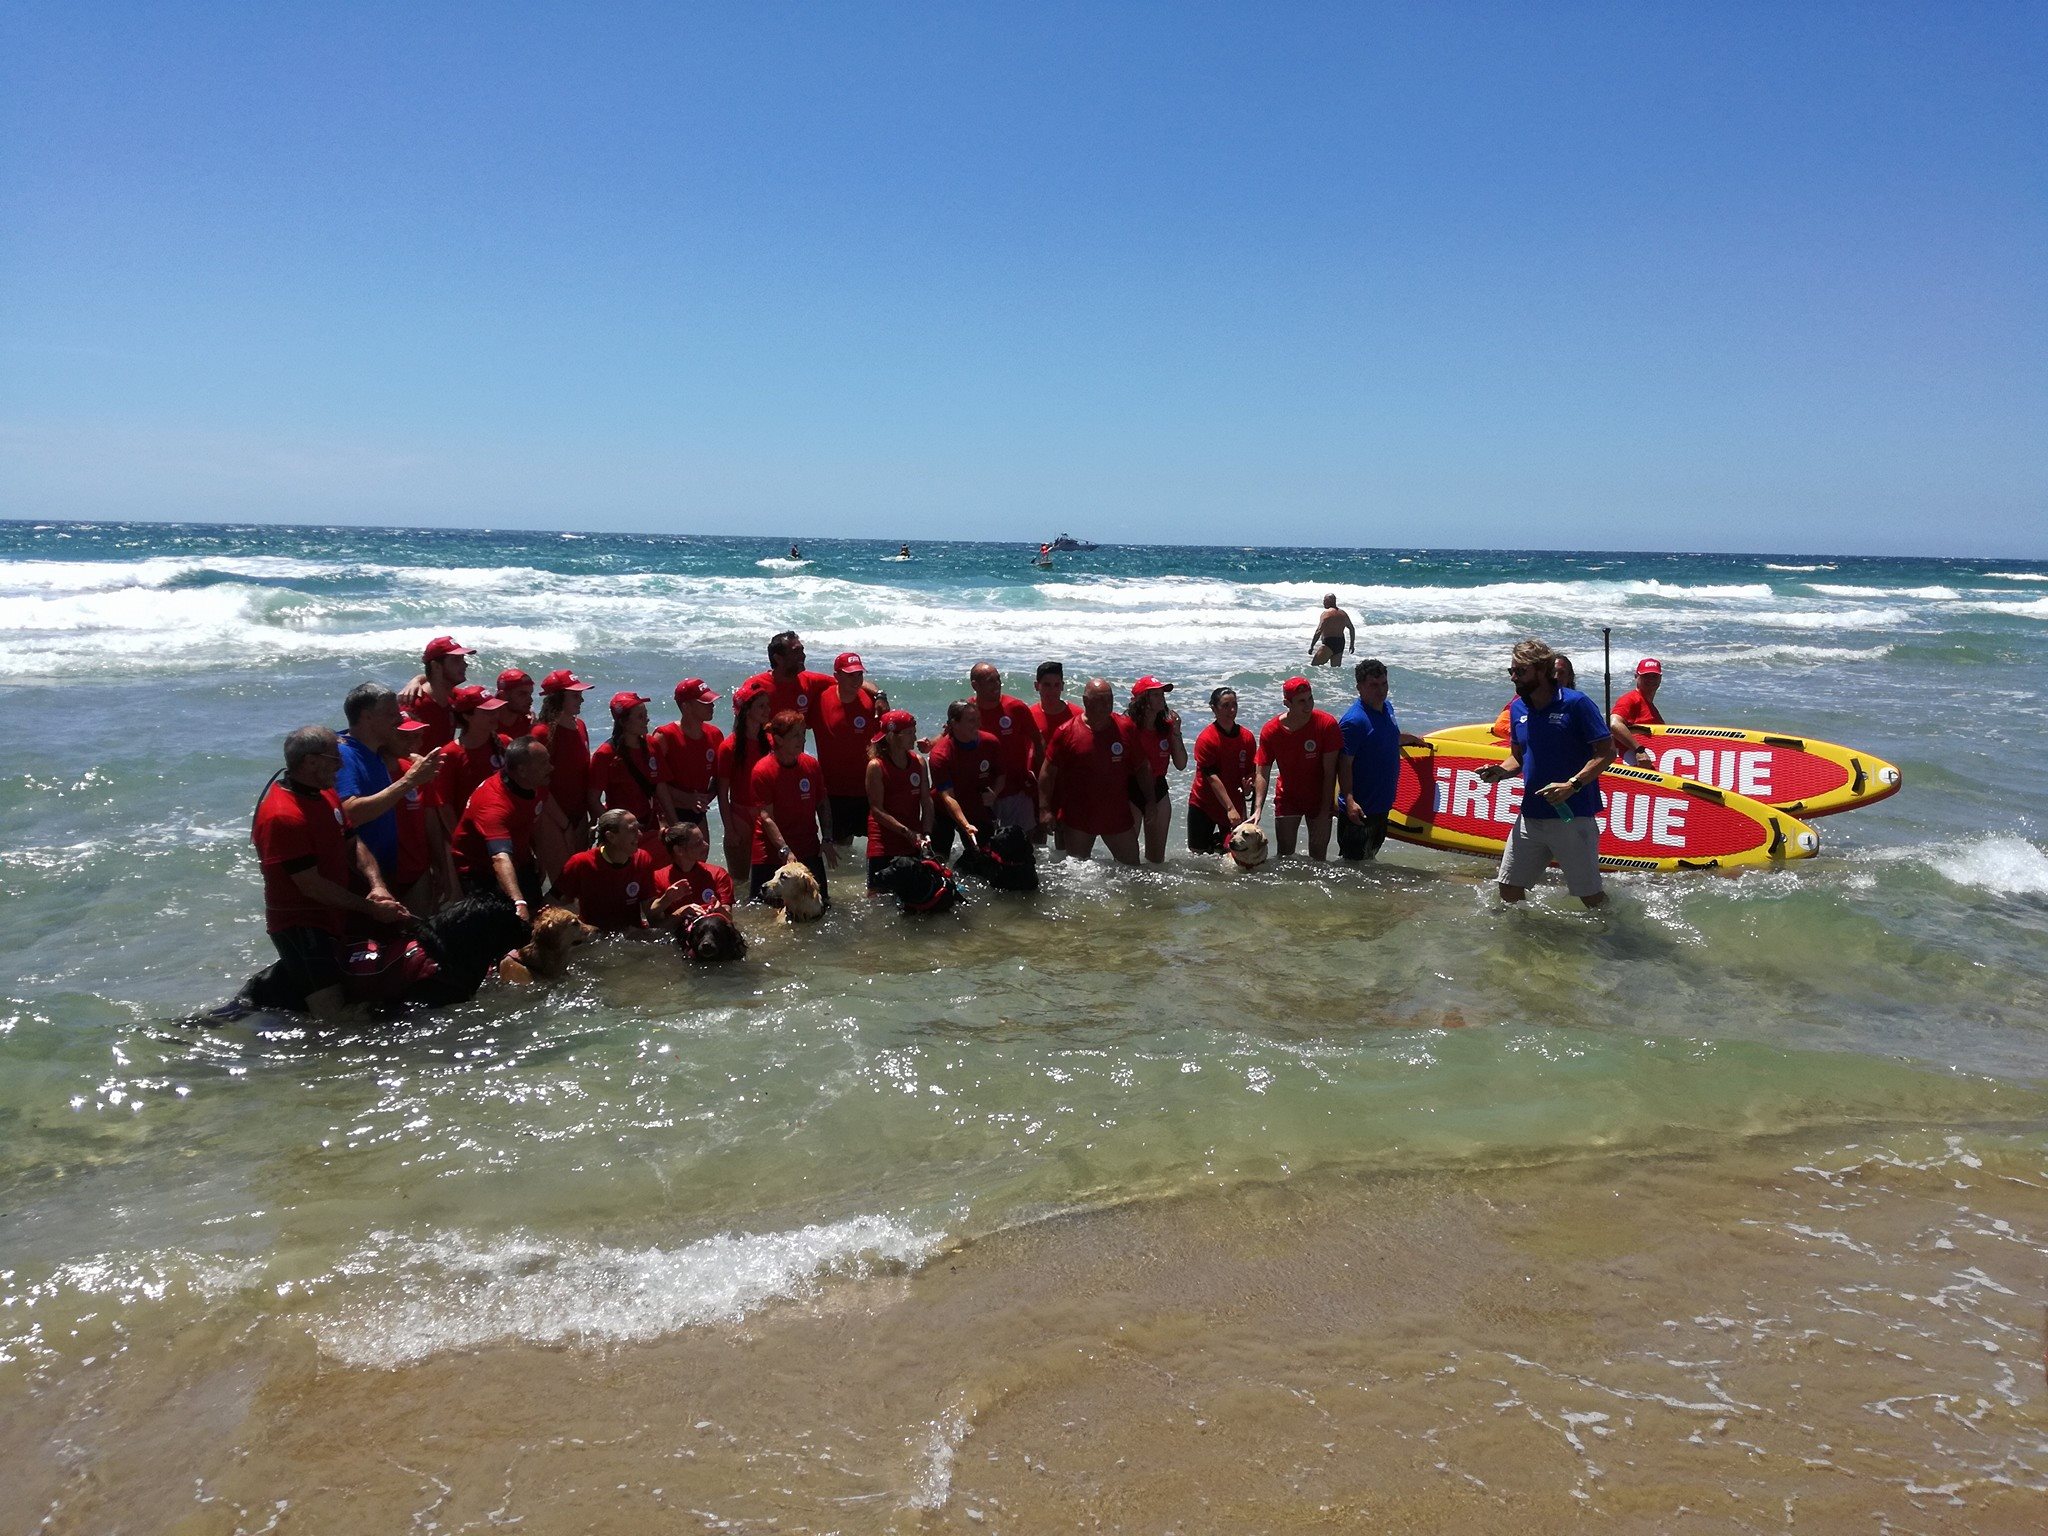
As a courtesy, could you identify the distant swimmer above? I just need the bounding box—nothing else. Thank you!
[1255,677,1341,860]
[1478,638,1616,909]
[1309,594,1355,666]
[1610,658,1665,766]
[898,543,912,558]
[1037,678,1151,865]
[789,542,802,560]
[1335,659,1427,862]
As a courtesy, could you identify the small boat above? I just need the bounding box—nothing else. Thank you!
[1047,533,1097,552]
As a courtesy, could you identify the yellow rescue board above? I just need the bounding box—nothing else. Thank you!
[1390,740,1820,872]
[1424,722,1901,818]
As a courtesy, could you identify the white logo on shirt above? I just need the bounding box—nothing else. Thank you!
[799,777,812,794]
[854,716,867,731]
[626,881,641,897]
[1304,739,1318,753]
[797,694,810,710]
[332,807,344,824]
[700,887,716,903]
[999,716,1012,731]
[910,772,922,787]
[979,759,991,772]
[1110,742,1124,757]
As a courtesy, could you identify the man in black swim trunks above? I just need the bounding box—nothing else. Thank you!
[1310,594,1355,666]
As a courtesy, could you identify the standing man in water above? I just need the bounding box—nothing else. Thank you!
[1038,678,1150,864]
[1255,677,1341,860]
[1479,638,1616,909]
[812,652,883,855]
[1309,595,1355,667]
[1609,657,1665,766]
[253,725,411,1017]
[744,631,838,744]
[401,635,477,749]
[969,662,1042,833]
[1335,659,1427,862]
[336,682,446,903]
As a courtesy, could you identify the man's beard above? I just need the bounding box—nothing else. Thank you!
[1515,677,1542,702]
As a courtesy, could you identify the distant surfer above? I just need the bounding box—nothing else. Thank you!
[789,542,802,560]
[897,543,912,558]
[1479,639,1615,909]
[1309,594,1355,666]
[1610,658,1665,766]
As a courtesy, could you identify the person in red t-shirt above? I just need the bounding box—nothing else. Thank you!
[531,668,593,878]
[555,808,658,934]
[451,735,553,918]
[493,667,535,739]
[1126,676,1188,863]
[813,651,884,853]
[251,725,409,1016]
[588,692,669,864]
[748,710,835,904]
[1255,676,1341,860]
[650,820,738,918]
[969,662,1042,833]
[1188,686,1260,855]
[431,684,511,832]
[1609,657,1666,765]
[741,631,838,745]
[1038,678,1151,864]
[864,709,933,882]
[927,700,1005,860]
[381,718,456,914]
[717,680,774,878]
[653,678,725,830]
[400,635,477,750]
[1027,661,1075,844]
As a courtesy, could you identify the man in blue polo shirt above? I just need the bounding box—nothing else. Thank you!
[1335,658,1425,861]
[1479,638,1616,908]
[336,682,444,896]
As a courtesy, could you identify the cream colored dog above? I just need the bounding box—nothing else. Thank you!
[762,857,825,922]
[1224,820,1269,871]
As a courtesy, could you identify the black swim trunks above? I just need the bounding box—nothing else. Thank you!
[1187,804,1230,854]
[1336,808,1390,861]
[268,925,344,999]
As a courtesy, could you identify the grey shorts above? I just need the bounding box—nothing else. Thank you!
[993,791,1037,832]
[1499,813,1603,897]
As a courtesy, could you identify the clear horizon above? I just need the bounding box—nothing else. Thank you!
[4,4,2043,558]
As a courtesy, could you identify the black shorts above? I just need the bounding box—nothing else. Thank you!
[671,804,709,830]
[1187,804,1229,854]
[929,818,990,862]
[750,852,831,907]
[269,925,344,998]
[828,794,868,841]
[1126,776,1169,809]
[1336,808,1390,861]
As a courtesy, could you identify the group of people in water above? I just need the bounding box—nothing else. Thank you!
[247,616,1669,1017]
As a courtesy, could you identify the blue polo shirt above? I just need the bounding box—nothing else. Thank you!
[1509,687,1609,820]
[335,732,399,876]
[1338,697,1404,817]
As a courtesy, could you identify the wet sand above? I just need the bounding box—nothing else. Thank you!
[10,1126,2044,1534]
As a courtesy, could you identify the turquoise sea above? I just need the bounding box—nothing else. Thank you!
[3,520,2045,1529]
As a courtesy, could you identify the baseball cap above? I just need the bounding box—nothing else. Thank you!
[733,678,770,705]
[1283,676,1313,699]
[539,669,592,695]
[1130,675,1173,697]
[449,684,506,713]
[1636,658,1663,676]
[396,717,431,735]
[609,690,651,717]
[673,678,721,706]
[834,651,866,676]
[496,667,532,692]
[423,635,475,662]
[881,709,917,733]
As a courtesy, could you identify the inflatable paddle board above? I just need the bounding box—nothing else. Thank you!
[1426,722,1901,818]
[1389,741,1820,872]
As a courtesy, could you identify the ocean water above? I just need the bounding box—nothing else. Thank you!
[3,520,2046,1529]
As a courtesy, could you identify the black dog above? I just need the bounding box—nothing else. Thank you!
[208,894,531,1020]
[952,824,1039,893]
[869,856,964,914]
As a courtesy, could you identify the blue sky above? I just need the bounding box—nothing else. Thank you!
[2,2,2042,555]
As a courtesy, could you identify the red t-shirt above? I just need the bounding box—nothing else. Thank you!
[653,720,725,797]
[866,750,929,860]
[532,717,591,820]
[589,735,662,823]
[1044,714,1143,837]
[253,780,355,934]
[451,773,542,881]
[975,694,1041,798]
[928,730,1003,831]
[1258,710,1341,817]
[403,693,456,752]
[431,736,504,819]
[1612,688,1665,728]
[743,670,838,731]
[716,733,767,813]
[1190,722,1258,817]
[1029,699,1077,774]
[652,859,736,911]
[749,751,825,863]
[812,684,883,796]
[495,706,533,738]
[556,847,656,932]
[385,752,432,888]
[1131,718,1175,778]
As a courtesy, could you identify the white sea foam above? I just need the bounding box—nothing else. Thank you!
[1764,563,1832,572]
[1807,584,1961,601]
[313,1214,943,1368]
[1867,836,2048,898]
[1739,607,1908,630]
[1951,596,2048,620]
[1985,572,2048,582]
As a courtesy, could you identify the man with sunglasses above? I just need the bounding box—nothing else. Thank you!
[1479,638,1616,908]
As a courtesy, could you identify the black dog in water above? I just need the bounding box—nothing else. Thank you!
[869,856,964,914]
[952,824,1039,893]
[208,894,532,1020]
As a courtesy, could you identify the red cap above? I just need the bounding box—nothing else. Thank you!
[396,717,430,735]
[424,635,475,661]
[539,669,592,694]
[1283,676,1312,699]
[1130,675,1174,697]
[834,651,866,675]
[1636,658,1663,676]
[673,677,721,706]
[496,667,532,691]
[449,684,506,713]
[733,678,770,705]
[609,691,651,717]
[881,709,916,733]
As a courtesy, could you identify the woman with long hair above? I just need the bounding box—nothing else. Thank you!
[715,680,774,879]
[1126,676,1187,863]
[863,709,933,888]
